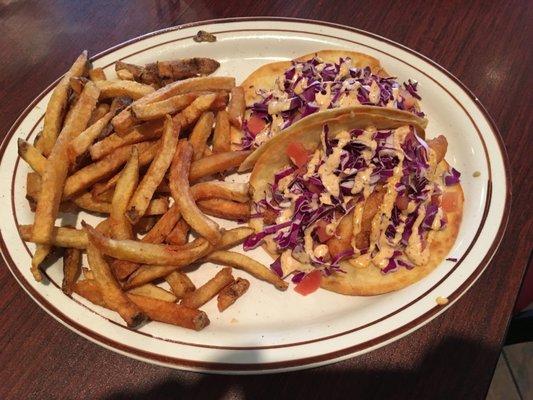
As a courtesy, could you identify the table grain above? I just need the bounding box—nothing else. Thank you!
[0,1,531,399]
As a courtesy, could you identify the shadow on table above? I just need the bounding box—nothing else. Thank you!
[104,336,495,400]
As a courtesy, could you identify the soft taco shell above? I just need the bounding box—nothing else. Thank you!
[249,110,463,296]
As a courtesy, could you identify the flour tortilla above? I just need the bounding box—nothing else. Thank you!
[249,110,463,296]
[238,50,428,171]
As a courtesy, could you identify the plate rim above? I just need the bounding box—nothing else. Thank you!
[0,16,511,373]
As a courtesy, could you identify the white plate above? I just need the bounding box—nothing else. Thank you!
[0,18,510,374]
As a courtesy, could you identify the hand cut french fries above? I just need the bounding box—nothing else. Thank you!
[165,272,195,299]
[127,283,177,302]
[67,110,115,163]
[132,92,198,120]
[188,151,251,182]
[31,244,51,282]
[32,80,100,244]
[63,141,153,198]
[126,116,179,224]
[88,67,107,82]
[84,222,211,266]
[227,86,245,128]
[217,278,250,312]
[17,51,293,333]
[181,267,234,309]
[37,51,88,156]
[91,141,160,197]
[169,140,222,244]
[74,280,209,330]
[89,120,163,160]
[189,111,214,161]
[197,198,251,221]
[165,219,189,245]
[172,93,217,129]
[88,103,110,125]
[124,227,253,288]
[112,76,234,134]
[116,69,135,80]
[212,110,231,153]
[87,241,146,327]
[204,251,288,291]
[110,147,138,239]
[62,248,82,295]
[191,181,249,203]
[95,80,155,100]
[18,139,47,175]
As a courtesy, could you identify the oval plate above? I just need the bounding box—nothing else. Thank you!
[0,18,510,374]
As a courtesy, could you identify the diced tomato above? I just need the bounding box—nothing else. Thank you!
[263,208,278,225]
[307,182,322,194]
[431,194,441,206]
[395,195,409,211]
[315,220,333,242]
[441,191,459,212]
[286,141,310,167]
[294,270,322,296]
[247,115,266,135]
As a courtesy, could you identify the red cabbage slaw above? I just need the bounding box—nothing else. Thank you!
[241,56,424,150]
[244,124,460,281]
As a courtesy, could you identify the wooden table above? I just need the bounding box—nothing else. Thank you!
[0,1,530,399]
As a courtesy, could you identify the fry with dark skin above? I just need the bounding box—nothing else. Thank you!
[217,277,250,312]
[86,241,146,327]
[62,248,82,295]
[165,219,190,245]
[181,267,234,309]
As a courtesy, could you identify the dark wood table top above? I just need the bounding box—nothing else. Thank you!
[0,1,531,399]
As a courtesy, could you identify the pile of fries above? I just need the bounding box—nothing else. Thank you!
[18,51,287,331]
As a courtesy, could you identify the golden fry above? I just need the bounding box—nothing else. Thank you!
[205,251,288,291]
[197,198,251,221]
[189,150,251,182]
[127,293,209,330]
[20,225,88,249]
[189,111,214,161]
[37,51,88,156]
[88,67,107,82]
[191,181,249,203]
[116,69,134,80]
[63,141,152,198]
[165,271,195,299]
[181,267,233,309]
[88,103,110,125]
[169,140,221,244]
[172,93,216,129]
[62,248,82,295]
[165,219,189,245]
[32,81,100,244]
[127,283,177,302]
[91,141,160,197]
[67,110,115,163]
[212,110,231,153]
[227,86,245,128]
[18,139,47,175]
[124,227,252,288]
[126,116,179,224]
[132,92,198,120]
[110,147,139,239]
[142,204,181,244]
[87,241,146,327]
[84,222,211,266]
[95,80,155,100]
[31,244,51,282]
[217,277,249,312]
[89,120,163,160]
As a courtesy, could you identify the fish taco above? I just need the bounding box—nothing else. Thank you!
[243,108,463,295]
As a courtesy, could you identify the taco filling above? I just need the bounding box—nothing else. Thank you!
[244,124,461,295]
[242,55,424,150]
